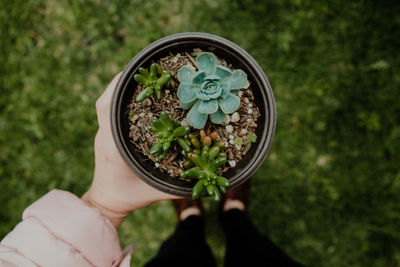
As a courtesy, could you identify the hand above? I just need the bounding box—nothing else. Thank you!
[82,73,179,228]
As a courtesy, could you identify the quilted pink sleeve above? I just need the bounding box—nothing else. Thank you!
[0,190,131,267]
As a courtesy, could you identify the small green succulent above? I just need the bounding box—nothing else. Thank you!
[182,130,229,200]
[134,63,173,102]
[148,112,191,160]
[177,52,248,129]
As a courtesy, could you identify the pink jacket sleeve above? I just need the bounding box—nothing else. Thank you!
[0,190,132,267]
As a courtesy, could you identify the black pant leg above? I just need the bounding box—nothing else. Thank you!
[222,209,303,267]
[144,215,216,267]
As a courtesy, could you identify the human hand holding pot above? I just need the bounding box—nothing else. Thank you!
[82,73,179,229]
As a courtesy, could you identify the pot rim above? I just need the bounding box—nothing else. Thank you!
[111,32,276,197]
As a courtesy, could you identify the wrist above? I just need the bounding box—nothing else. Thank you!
[81,191,128,229]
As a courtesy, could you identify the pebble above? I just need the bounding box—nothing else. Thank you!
[155,163,160,168]
[244,97,250,103]
[225,125,233,133]
[222,115,231,125]
[181,118,189,126]
[139,112,145,118]
[165,90,170,95]
[229,139,235,145]
[238,91,243,97]
[148,112,153,118]
[240,129,247,135]
[142,98,152,106]
[229,135,235,140]
[231,112,240,123]
[248,103,253,108]
[131,114,139,123]
[247,109,253,114]
[228,160,237,167]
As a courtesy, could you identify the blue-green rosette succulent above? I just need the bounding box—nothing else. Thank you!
[177,52,248,129]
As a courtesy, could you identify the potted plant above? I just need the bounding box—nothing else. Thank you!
[111,32,276,199]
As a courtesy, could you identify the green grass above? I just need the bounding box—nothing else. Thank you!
[1,0,399,266]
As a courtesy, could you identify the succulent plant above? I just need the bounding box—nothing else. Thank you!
[181,130,229,200]
[148,112,191,160]
[134,63,173,102]
[177,52,248,129]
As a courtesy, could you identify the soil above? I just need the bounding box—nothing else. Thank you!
[128,49,260,180]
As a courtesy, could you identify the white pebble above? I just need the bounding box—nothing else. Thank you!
[235,145,241,150]
[244,97,250,103]
[155,163,160,168]
[142,98,152,106]
[240,129,247,135]
[131,114,139,122]
[249,103,253,107]
[225,125,233,133]
[247,118,252,122]
[247,109,253,114]
[148,112,153,118]
[222,115,231,125]
[229,139,235,145]
[229,135,235,140]
[231,112,240,123]
[139,112,145,117]
[229,160,237,167]
[225,142,229,147]
[165,90,170,95]
[181,118,189,126]
[238,91,243,97]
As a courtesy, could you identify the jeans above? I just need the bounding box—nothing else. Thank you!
[144,209,303,267]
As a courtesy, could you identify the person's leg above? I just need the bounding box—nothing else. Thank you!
[221,183,303,267]
[145,200,216,267]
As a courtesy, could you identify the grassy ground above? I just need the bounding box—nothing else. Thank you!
[1,0,400,266]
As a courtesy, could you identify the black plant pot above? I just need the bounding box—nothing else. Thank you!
[111,32,276,197]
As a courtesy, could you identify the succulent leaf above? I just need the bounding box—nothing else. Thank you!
[218,93,240,114]
[213,189,221,201]
[198,99,218,114]
[139,67,150,77]
[197,52,217,76]
[220,82,231,99]
[192,180,205,199]
[136,87,154,102]
[193,71,207,85]
[177,83,198,103]
[177,52,248,128]
[217,176,230,187]
[178,65,196,83]
[215,65,232,79]
[134,74,149,86]
[187,101,208,129]
[210,109,226,124]
[180,99,197,109]
[223,69,248,89]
